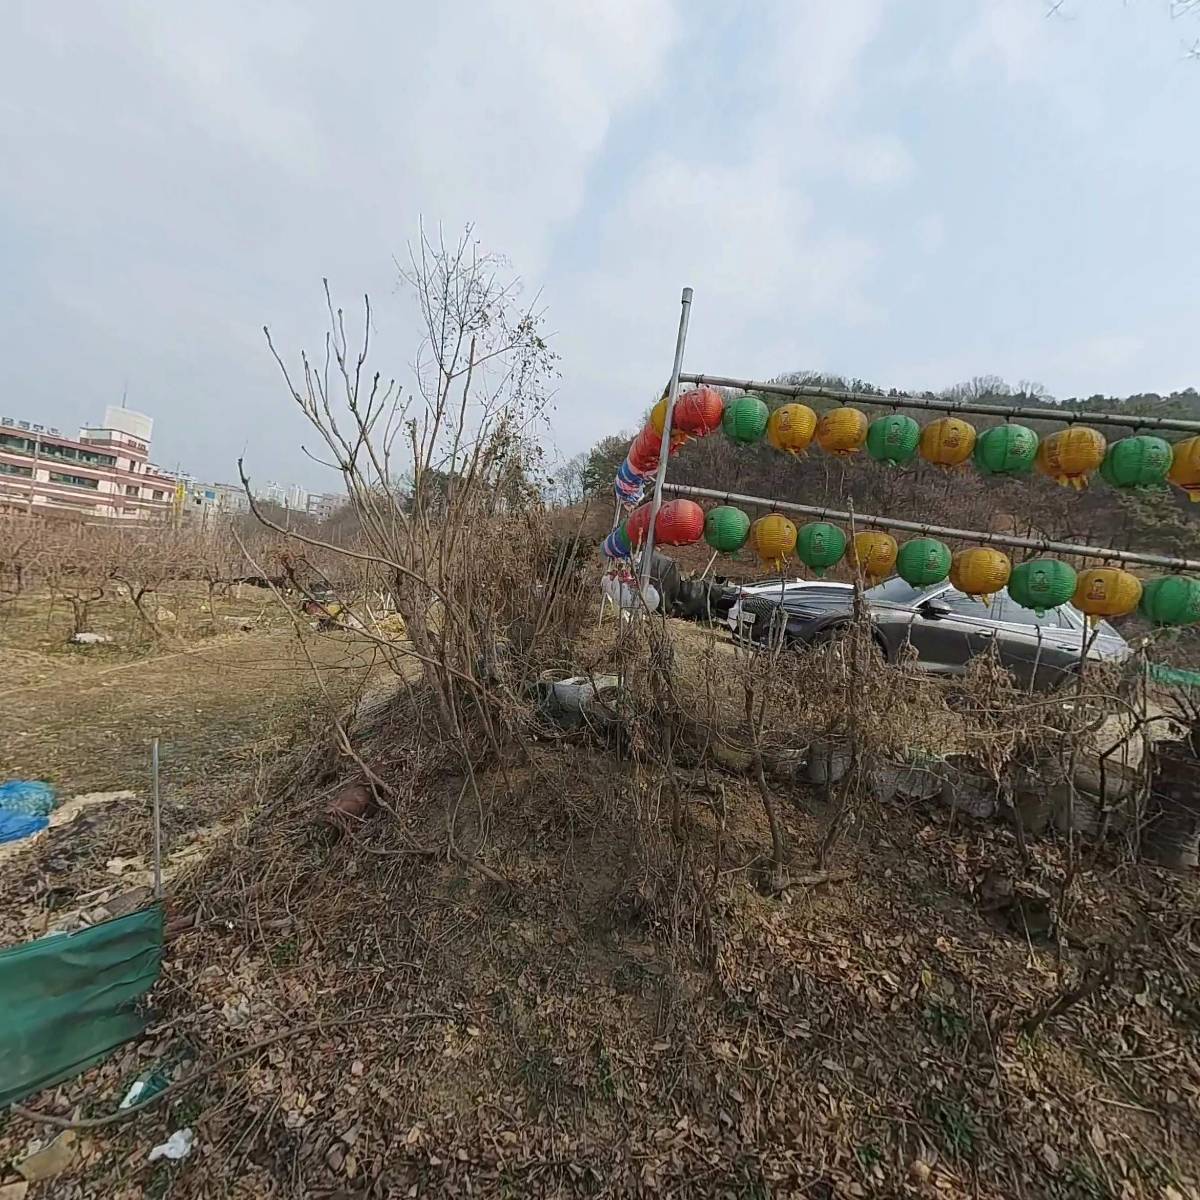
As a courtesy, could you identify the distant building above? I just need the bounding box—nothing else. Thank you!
[254,481,308,511]
[0,406,176,519]
[211,483,251,514]
[305,492,343,521]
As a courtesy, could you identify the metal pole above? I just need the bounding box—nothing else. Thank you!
[661,481,1200,573]
[151,738,162,900]
[678,373,1200,436]
[639,287,693,593]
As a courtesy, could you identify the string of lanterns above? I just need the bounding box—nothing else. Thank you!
[603,493,1200,627]
[611,387,1200,511]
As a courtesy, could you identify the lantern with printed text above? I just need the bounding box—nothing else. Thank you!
[1168,436,1200,502]
[896,537,952,587]
[866,414,921,466]
[950,547,1011,601]
[795,521,847,576]
[973,424,1039,476]
[767,403,818,455]
[1036,427,1106,489]
[919,417,976,468]
[1073,568,1142,624]
[722,395,770,444]
[1139,576,1200,627]
[1007,559,1077,617]
[815,407,868,456]
[752,513,798,569]
[848,531,898,581]
[704,505,751,553]
[653,499,705,547]
[1100,436,1172,489]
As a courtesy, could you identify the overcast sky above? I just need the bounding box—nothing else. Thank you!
[2,1,1197,491]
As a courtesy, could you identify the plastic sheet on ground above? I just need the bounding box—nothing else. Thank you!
[0,904,164,1106]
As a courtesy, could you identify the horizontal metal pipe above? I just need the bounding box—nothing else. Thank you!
[661,482,1200,573]
[678,373,1200,435]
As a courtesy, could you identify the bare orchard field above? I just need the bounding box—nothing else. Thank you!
[0,586,381,945]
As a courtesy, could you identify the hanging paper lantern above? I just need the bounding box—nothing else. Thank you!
[1036,427,1107,490]
[865,414,921,466]
[847,531,898,581]
[722,395,770,444]
[627,428,659,475]
[602,527,632,559]
[767,403,818,454]
[751,513,798,569]
[1168,436,1200,502]
[675,387,725,436]
[795,522,846,577]
[624,503,654,547]
[815,407,869,456]
[1139,576,1200,627]
[973,424,1039,476]
[1008,558,1077,616]
[654,499,705,547]
[649,395,669,435]
[1074,568,1142,624]
[919,417,977,468]
[896,537,952,587]
[1100,436,1172,489]
[950,547,1011,599]
[704,505,751,553]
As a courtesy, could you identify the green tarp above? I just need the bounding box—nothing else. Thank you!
[1148,663,1200,689]
[0,904,163,1106]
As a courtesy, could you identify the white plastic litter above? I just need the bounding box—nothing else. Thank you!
[148,1129,194,1163]
[119,1079,149,1109]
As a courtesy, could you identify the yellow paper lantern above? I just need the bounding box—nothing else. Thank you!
[649,395,668,435]
[1168,436,1200,502]
[1073,568,1142,624]
[1036,427,1107,489]
[767,403,818,454]
[751,513,798,569]
[847,531,898,581]
[950,547,1011,601]
[919,417,977,468]
[815,407,868,456]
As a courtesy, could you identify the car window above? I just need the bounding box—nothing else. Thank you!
[866,576,941,606]
[939,587,994,618]
[990,592,1071,629]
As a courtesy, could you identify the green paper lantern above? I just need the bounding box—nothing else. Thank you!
[704,505,751,553]
[896,537,952,587]
[722,395,770,444]
[1139,575,1200,626]
[973,424,1039,476]
[865,414,921,466]
[1007,558,1077,616]
[1100,436,1173,489]
[795,521,846,576]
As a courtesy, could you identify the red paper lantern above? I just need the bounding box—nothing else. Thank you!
[673,387,725,436]
[654,499,705,546]
[624,503,654,546]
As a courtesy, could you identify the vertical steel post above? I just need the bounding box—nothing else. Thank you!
[639,287,693,593]
[151,738,163,900]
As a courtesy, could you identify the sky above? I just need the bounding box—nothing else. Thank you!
[2,0,1197,492]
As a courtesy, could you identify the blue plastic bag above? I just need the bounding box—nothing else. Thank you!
[0,780,57,818]
[0,812,49,844]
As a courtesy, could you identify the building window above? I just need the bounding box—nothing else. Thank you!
[0,433,36,455]
[0,461,33,478]
[153,490,165,500]
[48,471,100,490]
[125,484,139,496]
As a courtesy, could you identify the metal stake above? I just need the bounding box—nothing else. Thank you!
[151,738,162,900]
[639,287,693,594]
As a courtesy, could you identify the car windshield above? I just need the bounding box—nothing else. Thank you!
[864,576,943,607]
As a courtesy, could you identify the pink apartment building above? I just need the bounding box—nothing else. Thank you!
[0,406,177,520]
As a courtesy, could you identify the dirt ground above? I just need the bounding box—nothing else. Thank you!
[0,589,381,944]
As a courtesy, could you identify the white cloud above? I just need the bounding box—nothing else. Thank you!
[841,134,916,188]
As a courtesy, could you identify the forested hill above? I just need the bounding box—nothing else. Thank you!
[569,374,1200,562]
